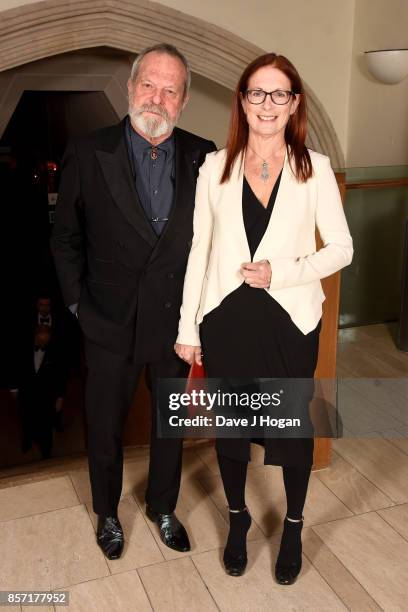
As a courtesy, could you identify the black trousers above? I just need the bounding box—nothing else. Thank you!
[84,341,189,516]
[18,387,55,459]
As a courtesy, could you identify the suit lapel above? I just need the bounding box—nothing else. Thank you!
[95,119,157,248]
[148,128,198,260]
[34,348,47,375]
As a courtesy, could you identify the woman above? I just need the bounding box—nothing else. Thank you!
[174,53,353,584]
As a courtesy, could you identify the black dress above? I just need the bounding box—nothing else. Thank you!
[200,172,321,466]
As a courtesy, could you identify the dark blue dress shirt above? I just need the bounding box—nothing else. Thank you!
[125,116,175,236]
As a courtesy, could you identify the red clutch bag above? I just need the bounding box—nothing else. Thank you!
[186,361,206,393]
[185,361,207,418]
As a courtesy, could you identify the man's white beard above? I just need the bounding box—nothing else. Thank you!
[128,103,179,139]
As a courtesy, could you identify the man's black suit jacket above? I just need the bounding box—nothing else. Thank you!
[51,118,216,362]
[18,337,68,408]
[17,336,68,454]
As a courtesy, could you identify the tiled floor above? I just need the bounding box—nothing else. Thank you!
[0,323,407,611]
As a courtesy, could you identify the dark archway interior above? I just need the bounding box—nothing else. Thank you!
[0,90,118,469]
[0,89,118,309]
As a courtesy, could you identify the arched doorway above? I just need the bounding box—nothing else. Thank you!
[0,0,345,468]
[0,0,343,167]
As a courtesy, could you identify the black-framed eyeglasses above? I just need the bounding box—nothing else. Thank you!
[244,89,296,105]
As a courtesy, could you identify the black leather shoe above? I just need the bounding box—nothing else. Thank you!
[146,506,190,552]
[96,515,124,560]
[274,516,303,585]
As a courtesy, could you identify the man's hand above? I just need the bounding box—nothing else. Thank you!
[55,397,64,411]
[241,259,272,288]
[174,343,202,365]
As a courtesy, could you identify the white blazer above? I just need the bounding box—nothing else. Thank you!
[176,147,353,346]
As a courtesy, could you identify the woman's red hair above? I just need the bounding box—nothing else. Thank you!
[221,53,313,184]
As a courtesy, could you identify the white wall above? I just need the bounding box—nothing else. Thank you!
[347,0,408,167]
[0,48,232,149]
[0,0,355,160]
[179,73,231,147]
[158,0,355,161]
[1,0,407,167]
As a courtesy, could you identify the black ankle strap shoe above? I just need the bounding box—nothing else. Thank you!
[275,516,303,585]
[223,506,252,577]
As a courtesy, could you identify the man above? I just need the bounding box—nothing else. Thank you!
[51,44,216,560]
[17,324,67,458]
[33,294,70,431]
[36,296,52,327]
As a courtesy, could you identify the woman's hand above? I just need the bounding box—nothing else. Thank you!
[241,259,272,288]
[174,343,202,365]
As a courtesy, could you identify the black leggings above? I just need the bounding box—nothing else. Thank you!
[218,453,311,520]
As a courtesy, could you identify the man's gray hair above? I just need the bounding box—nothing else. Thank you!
[130,43,191,98]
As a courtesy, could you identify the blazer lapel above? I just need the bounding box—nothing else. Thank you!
[223,147,294,262]
[226,151,251,260]
[253,148,294,259]
[95,120,157,248]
